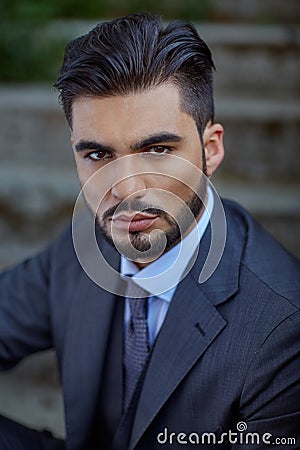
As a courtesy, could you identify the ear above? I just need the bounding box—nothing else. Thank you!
[202,122,224,177]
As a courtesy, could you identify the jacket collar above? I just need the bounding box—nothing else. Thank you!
[190,200,245,306]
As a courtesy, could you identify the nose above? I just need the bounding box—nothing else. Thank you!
[111,158,147,201]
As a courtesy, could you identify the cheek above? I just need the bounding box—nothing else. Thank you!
[80,179,109,214]
[75,160,95,183]
[148,180,192,217]
[75,161,116,207]
[162,180,192,200]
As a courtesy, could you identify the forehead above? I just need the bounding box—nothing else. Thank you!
[71,83,196,142]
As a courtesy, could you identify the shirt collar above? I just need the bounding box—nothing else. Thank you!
[121,186,214,300]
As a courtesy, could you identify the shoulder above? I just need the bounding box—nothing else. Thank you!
[222,198,300,308]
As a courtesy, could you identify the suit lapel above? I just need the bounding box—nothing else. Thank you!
[128,272,227,449]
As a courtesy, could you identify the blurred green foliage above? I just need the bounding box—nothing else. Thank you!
[0,0,213,22]
[0,21,65,82]
[0,0,213,82]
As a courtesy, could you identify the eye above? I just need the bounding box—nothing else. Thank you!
[146,146,173,155]
[84,150,112,161]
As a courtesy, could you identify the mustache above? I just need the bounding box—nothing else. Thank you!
[102,200,166,221]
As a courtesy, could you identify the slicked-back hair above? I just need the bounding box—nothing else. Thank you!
[54,13,215,136]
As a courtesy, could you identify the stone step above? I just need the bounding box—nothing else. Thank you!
[0,86,72,169]
[210,0,300,24]
[215,98,300,182]
[0,166,77,267]
[202,25,300,98]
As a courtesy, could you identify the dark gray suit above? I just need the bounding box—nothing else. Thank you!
[0,199,299,449]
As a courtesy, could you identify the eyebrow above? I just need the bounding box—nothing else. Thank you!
[74,140,113,153]
[130,132,183,151]
[74,132,183,154]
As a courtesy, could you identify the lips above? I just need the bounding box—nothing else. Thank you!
[111,212,159,232]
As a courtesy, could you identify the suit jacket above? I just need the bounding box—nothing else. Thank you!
[0,199,299,449]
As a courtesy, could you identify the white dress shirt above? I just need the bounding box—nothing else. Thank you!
[121,187,214,346]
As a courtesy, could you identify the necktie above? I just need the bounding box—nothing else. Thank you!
[124,278,150,410]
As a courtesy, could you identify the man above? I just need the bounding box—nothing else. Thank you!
[0,12,299,450]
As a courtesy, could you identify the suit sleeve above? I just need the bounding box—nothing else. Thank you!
[232,310,300,449]
[0,247,52,370]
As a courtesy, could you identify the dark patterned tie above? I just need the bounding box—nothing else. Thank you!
[124,278,150,410]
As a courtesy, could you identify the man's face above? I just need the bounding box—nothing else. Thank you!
[71,83,223,266]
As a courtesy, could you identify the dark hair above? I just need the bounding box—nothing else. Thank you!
[54,13,215,135]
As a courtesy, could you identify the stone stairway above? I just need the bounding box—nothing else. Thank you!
[202,23,300,257]
[0,21,299,437]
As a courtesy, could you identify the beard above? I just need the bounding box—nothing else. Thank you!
[94,175,207,264]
